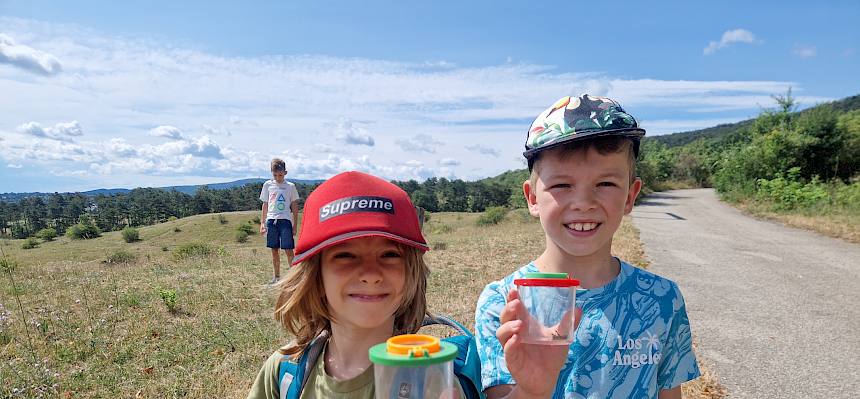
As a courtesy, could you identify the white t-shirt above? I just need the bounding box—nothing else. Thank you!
[259,179,300,223]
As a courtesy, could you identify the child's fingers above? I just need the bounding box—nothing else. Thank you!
[499,297,524,324]
[496,319,523,346]
[506,288,520,303]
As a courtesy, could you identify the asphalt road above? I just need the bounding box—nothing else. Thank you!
[631,189,860,399]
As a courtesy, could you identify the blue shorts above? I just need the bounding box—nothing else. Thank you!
[265,219,295,249]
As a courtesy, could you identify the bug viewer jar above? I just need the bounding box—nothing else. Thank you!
[513,272,580,345]
[369,334,459,399]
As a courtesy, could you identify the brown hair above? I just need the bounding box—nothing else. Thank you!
[274,242,429,359]
[529,136,637,187]
[270,158,286,172]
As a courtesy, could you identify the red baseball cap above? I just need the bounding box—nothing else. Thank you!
[292,171,429,265]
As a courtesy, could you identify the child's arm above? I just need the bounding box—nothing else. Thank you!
[290,200,299,235]
[260,202,268,235]
[488,288,577,398]
[658,387,681,399]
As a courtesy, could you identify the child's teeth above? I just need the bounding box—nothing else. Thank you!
[568,223,598,231]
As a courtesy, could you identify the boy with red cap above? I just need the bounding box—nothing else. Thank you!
[475,95,700,398]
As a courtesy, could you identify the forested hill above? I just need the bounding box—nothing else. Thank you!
[0,178,323,202]
[650,93,860,148]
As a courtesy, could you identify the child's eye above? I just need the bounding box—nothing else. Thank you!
[597,181,617,187]
[549,183,571,189]
[381,250,402,258]
[331,252,356,259]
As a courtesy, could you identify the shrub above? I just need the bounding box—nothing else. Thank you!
[106,249,136,264]
[158,289,178,313]
[833,182,860,212]
[755,168,830,211]
[236,223,254,235]
[430,223,453,234]
[122,227,140,243]
[66,222,101,240]
[252,216,261,224]
[36,228,58,242]
[167,216,178,222]
[236,230,249,243]
[21,237,40,249]
[173,242,213,259]
[217,214,228,224]
[476,206,508,226]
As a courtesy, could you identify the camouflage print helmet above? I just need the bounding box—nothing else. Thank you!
[523,94,645,160]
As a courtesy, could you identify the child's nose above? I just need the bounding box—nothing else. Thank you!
[568,188,597,211]
[357,260,384,284]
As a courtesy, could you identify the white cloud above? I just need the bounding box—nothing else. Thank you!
[7,164,22,168]
[0,17,831,191]
[704,29,757,55]
[793,45,817,58]
[148,125,183,140]
[16,120,82,141]
[396,134,444,153]
[0,33,62,75]
[438,158,460,166]
[201,124,232,136]
[466,144,500,157]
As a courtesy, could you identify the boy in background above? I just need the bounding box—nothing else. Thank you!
[259,158,300,285]
[475,95,700,398]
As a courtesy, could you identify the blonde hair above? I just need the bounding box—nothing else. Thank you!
[274,242,429,359]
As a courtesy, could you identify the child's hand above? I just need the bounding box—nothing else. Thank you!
[496,288,581,397]
[259,224,267,235]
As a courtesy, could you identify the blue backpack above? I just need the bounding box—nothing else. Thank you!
[276,315,484,399]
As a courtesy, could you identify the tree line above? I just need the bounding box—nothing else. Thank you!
[0,175,526,239]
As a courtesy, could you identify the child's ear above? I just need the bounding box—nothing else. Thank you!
[523,179,540,217]
[624,177,643,214]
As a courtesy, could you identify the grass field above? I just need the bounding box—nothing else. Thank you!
[1,210,723,398]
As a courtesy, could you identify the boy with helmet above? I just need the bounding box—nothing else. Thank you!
[474,95,700,398]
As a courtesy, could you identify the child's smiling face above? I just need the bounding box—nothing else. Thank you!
[321,236,406,331]
[525,146,641,260]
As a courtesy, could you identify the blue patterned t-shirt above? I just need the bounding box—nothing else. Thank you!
[475,260,700,398]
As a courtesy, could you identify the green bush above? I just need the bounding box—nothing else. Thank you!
[173,242,213,259]
[755,168,830,211]
[476,206,508,226]
[21,237,40,249]
[833,182,860,212]
[36,228,58,242]
[106,249,136,264]
[66,222,101,240]
[237,223,254,235]
[167,216,178,222]
[158,289,178,313]
[252,216,261,224]
[429,223,453,234]
[236,230,249,243]
[122,227,140,243]
[217,214,228,224]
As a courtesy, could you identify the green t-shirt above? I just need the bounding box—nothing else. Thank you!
[247,343,464,399]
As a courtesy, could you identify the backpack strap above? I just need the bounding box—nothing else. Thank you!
[277,331,329,399]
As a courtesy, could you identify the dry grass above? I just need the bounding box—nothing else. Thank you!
[0,210,724,398]
[734,202,860,243]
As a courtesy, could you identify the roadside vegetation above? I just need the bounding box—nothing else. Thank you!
[0,211,723,398]
[639,91,860,242]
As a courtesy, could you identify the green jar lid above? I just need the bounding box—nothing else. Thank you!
[524,272,569,279]
[369,334,458,366]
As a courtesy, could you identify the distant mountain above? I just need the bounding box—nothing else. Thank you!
[649,93,860,148]
[0,178,323,202]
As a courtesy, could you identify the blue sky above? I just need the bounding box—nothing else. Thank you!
[1,0,858,192]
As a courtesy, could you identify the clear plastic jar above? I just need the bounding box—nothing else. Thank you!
[513,272,579,345]
[369,334,458,399]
